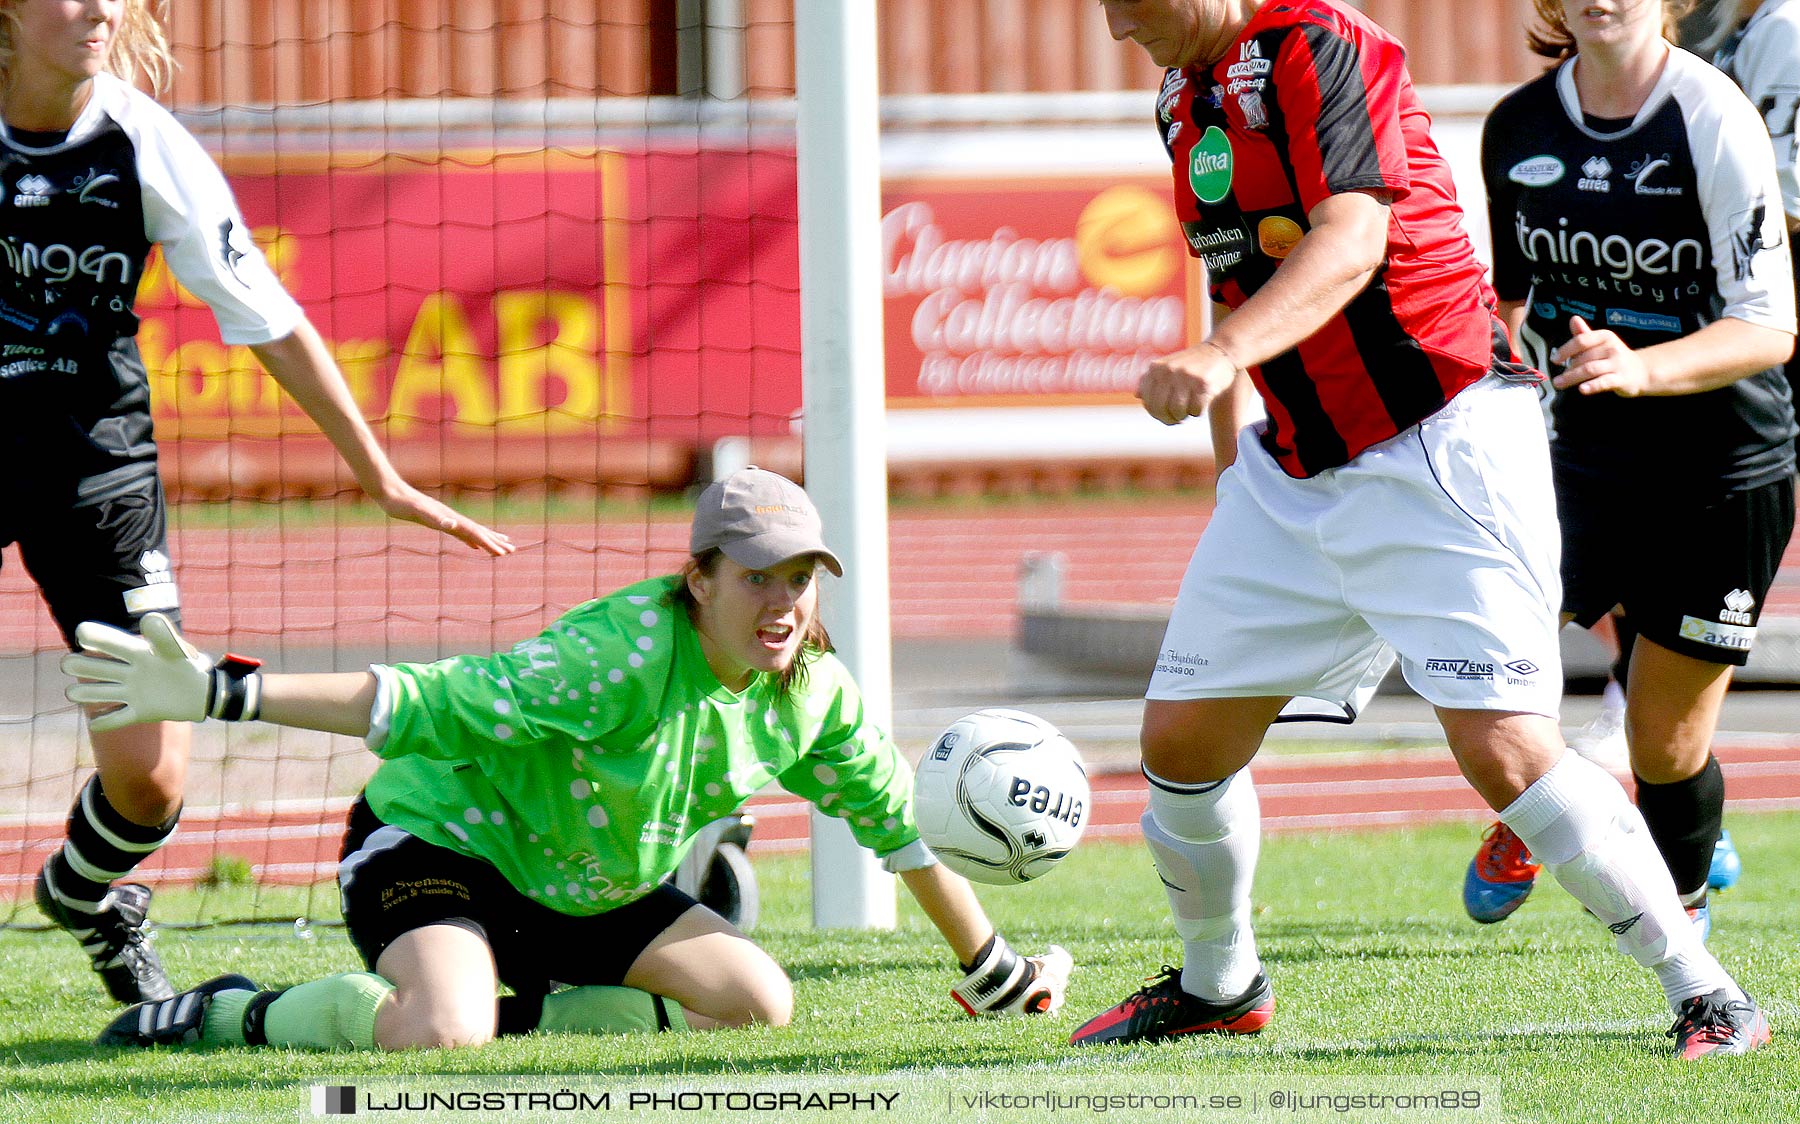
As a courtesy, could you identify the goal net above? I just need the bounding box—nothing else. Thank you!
[1,2,805,928]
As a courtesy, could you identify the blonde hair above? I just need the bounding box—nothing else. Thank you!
[1528,0,1698,59]
[1693,0,1761,57]
[0,0,174,94]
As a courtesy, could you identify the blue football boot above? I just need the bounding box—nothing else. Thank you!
[1707,829,1741,892]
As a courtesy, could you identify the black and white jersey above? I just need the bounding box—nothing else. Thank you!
[1714,0,1800,223]
[1484,48,1797,494]
[0,72,300,492]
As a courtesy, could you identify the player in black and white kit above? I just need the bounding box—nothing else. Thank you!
[7,0,513,1006]
[1468,2,1794,1025]
[1707,0,1800,460]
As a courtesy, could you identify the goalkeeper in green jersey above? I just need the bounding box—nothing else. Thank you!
[65,468,1072,1051]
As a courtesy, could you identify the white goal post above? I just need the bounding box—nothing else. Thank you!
[795,0,898,931]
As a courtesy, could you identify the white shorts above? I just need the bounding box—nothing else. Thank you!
[1148,375,1563,720]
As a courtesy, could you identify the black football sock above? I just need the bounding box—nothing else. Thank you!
[1634,755,1725,900]
[42,776,178,910]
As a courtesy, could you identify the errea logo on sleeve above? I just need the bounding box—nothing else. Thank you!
[123,550,179,615]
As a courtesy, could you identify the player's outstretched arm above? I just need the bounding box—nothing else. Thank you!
[898,862,1072,1016]
[63,614,377,736]
[248,319,514,556]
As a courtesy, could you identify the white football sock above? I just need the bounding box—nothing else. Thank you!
[1143,767,1261,1003]
[1501,752,1739,1012]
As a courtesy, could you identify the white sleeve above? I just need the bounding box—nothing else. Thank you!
[122,103,303,345]
[364,664,399,752]
[1691,83,1797,333]
[1733,9,1800,220]
[880,838,940,873]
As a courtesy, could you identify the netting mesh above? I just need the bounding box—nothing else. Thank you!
[2,3,802,927]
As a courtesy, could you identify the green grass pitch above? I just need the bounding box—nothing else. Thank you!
[3,816,1796,1123]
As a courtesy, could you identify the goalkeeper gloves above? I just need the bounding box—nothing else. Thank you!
[63,613,264,732]
[951,934,1072,1016]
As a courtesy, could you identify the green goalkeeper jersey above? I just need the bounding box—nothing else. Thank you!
[361,575,919,915]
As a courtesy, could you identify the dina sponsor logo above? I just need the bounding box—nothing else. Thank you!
[1188,126,1234,205]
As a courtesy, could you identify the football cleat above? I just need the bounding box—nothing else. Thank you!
[1667,989,1771,1059]
[36,867,174,1005]
[96,973,260,1047]
[1068,966,1272,1046]
[1708,829,1741,892]
[1463,822,1540,923]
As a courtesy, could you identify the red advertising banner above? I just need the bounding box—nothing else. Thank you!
[139,149,1199,492]
[142,147,803,449]
[882,176,1196,407]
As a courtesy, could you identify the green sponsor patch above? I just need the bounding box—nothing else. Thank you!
[1188,125,1234,205]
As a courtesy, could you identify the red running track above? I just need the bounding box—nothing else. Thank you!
[4,741,1798,898]
[6,500,1800,648]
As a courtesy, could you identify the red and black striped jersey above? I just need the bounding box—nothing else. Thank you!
[1160,0,1534,477]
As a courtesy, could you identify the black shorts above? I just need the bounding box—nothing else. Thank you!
[1559,471,1795,667]
[336,797,699,996]
[0,472,181,648]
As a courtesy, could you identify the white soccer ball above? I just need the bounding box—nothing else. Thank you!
[912,708,1089,885]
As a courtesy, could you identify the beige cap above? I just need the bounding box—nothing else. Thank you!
[689,467,843,576]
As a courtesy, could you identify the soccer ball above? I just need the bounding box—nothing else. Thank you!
[912,708,1089,885]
